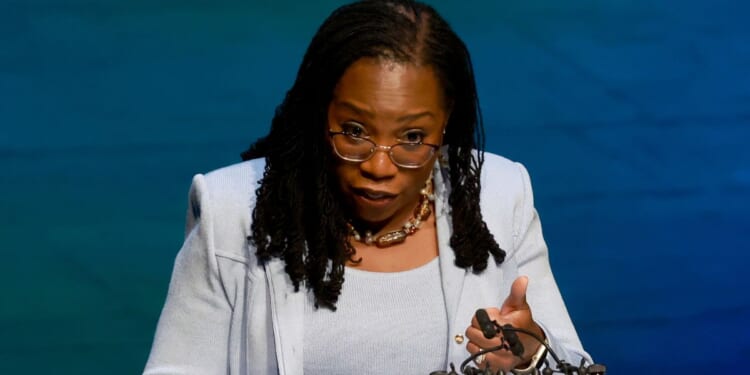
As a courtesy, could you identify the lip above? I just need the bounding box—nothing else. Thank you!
[351,187,397,207]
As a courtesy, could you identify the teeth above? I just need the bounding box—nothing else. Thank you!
[362,191,391,200]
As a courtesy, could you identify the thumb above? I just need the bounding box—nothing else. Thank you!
[500,276,529,314]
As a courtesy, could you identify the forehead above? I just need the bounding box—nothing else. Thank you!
[330,58,447,119]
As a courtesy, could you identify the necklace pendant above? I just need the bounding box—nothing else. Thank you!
[364,230,374,245]
[348,175,434,248]
[376,230,407,247]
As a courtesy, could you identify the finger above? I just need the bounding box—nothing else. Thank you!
[465,326,503,349]
[468,341,518,372]
[466,342,491,370]
[500,276,529,314]
[470,307,501,328]
[466,341,482,355]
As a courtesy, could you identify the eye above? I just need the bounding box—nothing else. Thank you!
[341,121,366,138]
[401,130,425,144]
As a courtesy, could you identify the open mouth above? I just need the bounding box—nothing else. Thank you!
[352,188,397,206]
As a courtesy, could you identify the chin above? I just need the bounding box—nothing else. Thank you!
[353,209,395,226]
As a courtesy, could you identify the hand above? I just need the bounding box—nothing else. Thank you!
[464,276,545,372]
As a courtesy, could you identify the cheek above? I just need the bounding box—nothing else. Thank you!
[416,158,437,182]
[332,162,357,188]
[403,166,434,195]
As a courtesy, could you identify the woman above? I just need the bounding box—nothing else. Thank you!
[144,1,592,374]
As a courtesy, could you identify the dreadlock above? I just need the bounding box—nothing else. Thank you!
[241,0,505,310]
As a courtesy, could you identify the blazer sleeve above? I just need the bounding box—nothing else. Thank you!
[510,162,594,367]
[143,174,232,375]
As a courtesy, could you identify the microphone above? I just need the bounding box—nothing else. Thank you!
[475,309,498,339]
[437,317,608,374]
[499,324,524,357]
[475,309,522,357]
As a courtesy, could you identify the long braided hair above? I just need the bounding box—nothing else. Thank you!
[241,0,505,310]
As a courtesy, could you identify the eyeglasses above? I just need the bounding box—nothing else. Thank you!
[328,129,440,168]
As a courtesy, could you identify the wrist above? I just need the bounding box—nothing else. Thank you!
[513,323,547,372]
[514,338,548,374]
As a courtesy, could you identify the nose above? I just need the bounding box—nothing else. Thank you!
[359,148,398,180]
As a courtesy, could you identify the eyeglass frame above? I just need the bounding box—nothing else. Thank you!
[327,129,442,168]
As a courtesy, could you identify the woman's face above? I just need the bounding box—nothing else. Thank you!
[327,57,450,232]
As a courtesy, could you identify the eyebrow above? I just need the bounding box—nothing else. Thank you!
[334,100,436,123]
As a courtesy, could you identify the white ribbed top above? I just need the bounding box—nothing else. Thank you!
[303,256,448,374]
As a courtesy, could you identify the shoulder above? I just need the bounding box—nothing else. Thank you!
[477,151,532,203]
[187,158,266,264]
[474,151,536,251]
[198,158,266,202]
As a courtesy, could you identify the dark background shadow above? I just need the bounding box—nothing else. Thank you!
[2,0,748,373]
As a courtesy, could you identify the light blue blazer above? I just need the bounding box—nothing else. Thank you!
[143,152,592,374]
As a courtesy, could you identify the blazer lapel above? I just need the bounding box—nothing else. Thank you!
[265,259,304,375]
[434,164,468,334]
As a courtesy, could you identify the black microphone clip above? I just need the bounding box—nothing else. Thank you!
[475,309,499,339]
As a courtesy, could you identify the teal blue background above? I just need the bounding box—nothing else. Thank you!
[2,0,749,373]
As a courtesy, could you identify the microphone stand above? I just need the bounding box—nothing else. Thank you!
[430,309,607,375]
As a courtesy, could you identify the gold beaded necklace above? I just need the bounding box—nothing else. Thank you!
[347,176,435,248]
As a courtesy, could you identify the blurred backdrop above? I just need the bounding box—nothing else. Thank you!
[2,0,749,373]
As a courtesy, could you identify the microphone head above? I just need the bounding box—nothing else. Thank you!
[585,363,607,374]
[500,324,524,357]
[474,309,497,339]
[429,363,459,375]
